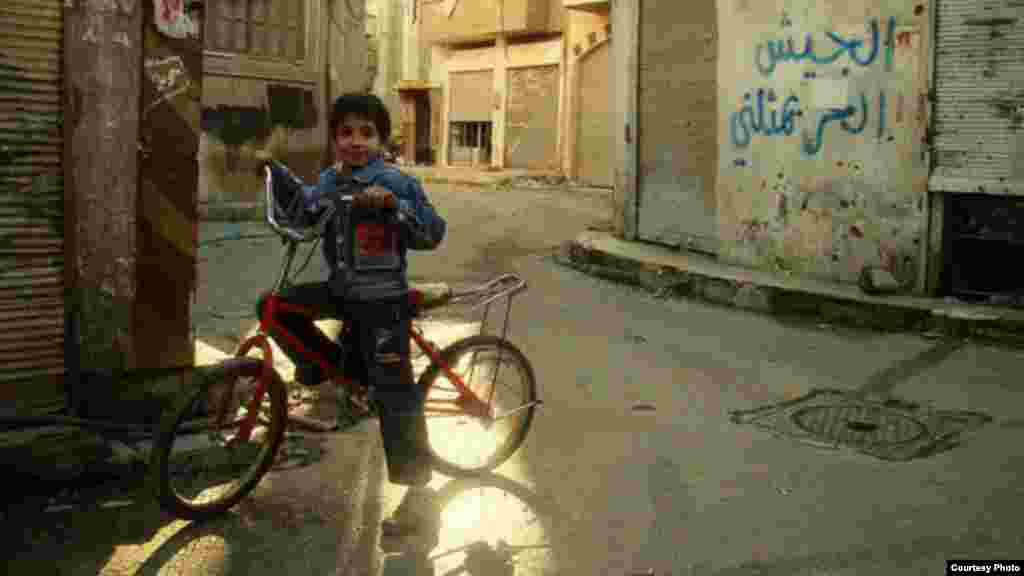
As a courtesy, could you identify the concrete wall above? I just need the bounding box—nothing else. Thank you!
[506,64,561,169]
[611,0,637,238]
[716,0,931,288]
[420,0,560,45]
[562,8,610,178]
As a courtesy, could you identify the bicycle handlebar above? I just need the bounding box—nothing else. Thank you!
[264,164,429,246]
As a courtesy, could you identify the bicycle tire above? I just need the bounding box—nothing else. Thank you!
[417,335,538,477]
[150,356,287,521]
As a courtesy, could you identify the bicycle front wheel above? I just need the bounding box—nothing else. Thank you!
[150,356,287,521]
[419,335,538,477]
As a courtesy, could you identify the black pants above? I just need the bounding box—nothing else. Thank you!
[256,282,432,486]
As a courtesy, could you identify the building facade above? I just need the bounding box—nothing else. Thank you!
[417,0,613,179]
[613,0,1024,300]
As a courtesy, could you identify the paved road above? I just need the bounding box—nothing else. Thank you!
[7,182,1023,575]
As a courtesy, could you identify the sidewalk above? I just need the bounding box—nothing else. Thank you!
[563,230,1024,345]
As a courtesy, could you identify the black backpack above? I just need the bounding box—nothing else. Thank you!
[323,176,409,303]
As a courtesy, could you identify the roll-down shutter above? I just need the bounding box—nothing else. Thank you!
[0,1,66,409]
[930,0,1024,195]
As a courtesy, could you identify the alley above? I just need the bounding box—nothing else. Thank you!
[7,182,1023,575]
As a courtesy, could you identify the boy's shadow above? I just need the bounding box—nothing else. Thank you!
[379,473,558,576]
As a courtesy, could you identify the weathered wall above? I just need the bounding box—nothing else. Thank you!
[135,0,202,370]
[198,0,368,204]
[611,0,636,238]
[562,8,610,177]
[574,39,613,186]
[200,77,322,203]
[420,0,556,44]
[372,0,402,118]
[66,0,142,375]
[717,0,931,287]
[636,0,718,253]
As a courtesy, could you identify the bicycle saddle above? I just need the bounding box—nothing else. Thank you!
[409,282,452,310]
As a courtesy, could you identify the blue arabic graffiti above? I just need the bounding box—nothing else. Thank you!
[730,91,887,156]
[730,89,801,148]
[755,16,895,76]
[801,92,870,156]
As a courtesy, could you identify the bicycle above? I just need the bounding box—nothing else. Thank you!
[150,165,541,521]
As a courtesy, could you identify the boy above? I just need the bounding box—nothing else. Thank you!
[259,93,445,536]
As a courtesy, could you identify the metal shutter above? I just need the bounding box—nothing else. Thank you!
[0,1,66,410]
[930,0,1024,195]
[449,70,494,122]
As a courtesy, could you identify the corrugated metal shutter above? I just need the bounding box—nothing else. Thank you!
[449,70,493,122]
[0,1,65,408]
[930,0,1024,195]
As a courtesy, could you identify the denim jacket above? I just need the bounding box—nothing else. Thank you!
[270,158,447,277]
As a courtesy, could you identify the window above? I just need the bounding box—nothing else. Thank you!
[451,122,491,148]
[204,0,306,62]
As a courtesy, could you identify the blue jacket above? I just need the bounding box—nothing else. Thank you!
[272,158,447,274]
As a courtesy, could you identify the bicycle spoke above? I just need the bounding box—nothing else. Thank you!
[424,339,534,473]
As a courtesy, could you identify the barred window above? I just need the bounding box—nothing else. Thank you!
[204,0,306,62]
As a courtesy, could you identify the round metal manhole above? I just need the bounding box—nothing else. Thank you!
[791,404,928,447]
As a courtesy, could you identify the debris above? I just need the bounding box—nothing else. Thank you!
[776,486,792,496]
[858,266,903,295]
[632,403,656,412]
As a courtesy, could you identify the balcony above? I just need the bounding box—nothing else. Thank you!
[563,0,609,13]
[420,0,563,45]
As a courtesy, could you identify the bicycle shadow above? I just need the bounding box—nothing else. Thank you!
[131,424,381,575]
[2,465,176,575]
[378,473,563,576]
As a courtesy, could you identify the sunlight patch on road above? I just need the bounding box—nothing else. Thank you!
[378,317,556,575]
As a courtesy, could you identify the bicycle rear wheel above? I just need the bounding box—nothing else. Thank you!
[418,335,537,477]
[151,356,287,521]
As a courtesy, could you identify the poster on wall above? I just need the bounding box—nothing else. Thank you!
[153,0,198,39]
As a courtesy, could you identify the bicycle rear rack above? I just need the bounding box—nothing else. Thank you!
[445,273,527,343]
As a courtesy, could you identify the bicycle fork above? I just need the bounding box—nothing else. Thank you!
[223,336,275,444]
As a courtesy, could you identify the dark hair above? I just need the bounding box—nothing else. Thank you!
[329,92,391,143]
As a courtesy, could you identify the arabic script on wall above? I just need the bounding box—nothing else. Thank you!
[730,16,898,157]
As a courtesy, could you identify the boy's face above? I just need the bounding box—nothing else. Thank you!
[334,114,382,167]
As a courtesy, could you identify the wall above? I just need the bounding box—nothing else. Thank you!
[420,0,556,44]
[66,0,142,376]
[198,0,368,204]
[716,0,931,288]
[201,77,323,203]
[506,64,560,169]
[612,0,637,238]
[136,0,203,370]
[562,9,610,177]
[372,0,402,118]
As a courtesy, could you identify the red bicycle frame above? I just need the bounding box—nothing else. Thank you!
[225,291,494,442]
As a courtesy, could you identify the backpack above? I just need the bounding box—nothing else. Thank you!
[323,176,409,303]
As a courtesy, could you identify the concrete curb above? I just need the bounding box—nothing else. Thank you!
[199,202,264,222]
[562,230,1024,346]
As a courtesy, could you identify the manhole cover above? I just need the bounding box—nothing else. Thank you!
[729,388,993,461]
[791,404,928,447]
